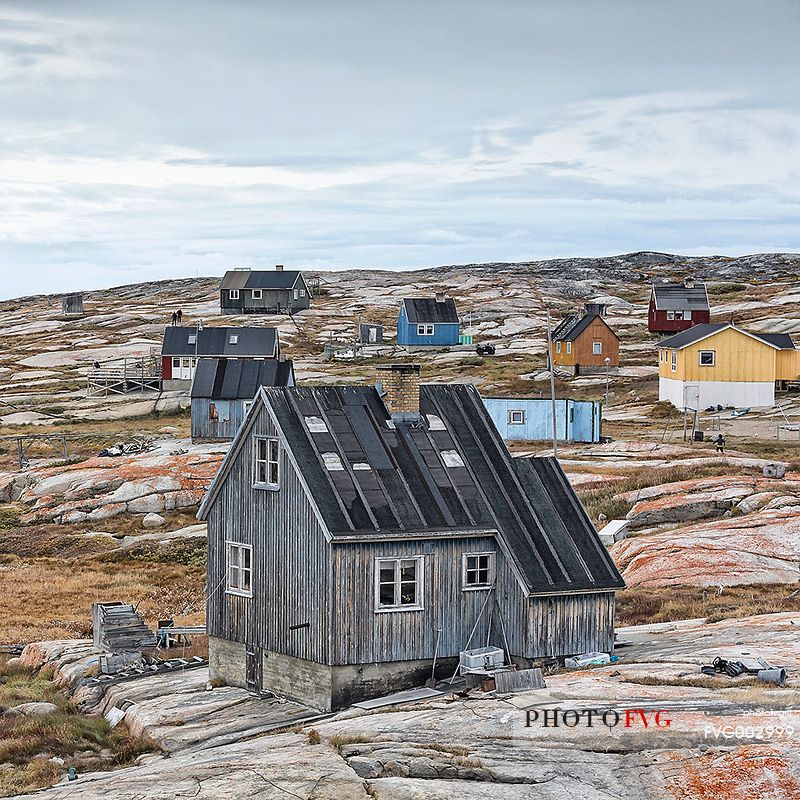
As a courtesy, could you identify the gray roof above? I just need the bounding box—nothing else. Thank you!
[551,312,611,342]
[651,282,710,311]
[659,323,796,350]
[402,297,459,324]
[190,358,294,399]
[161,326,278,357]
[200,383,624,596]
[220,269,305,291]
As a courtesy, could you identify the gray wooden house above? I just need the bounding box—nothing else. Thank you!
[191,358,295,442]
[198,365,624,711]
[220,266,311,315]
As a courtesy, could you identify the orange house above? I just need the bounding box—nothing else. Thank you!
[551,305,620,376]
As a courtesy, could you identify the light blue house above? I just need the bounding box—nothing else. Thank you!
[482,397,602,443]
[397,295,460,347]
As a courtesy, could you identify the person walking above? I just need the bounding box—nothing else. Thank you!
[714,433,726,454]
[177,308,183,325]
[171,310,178,326]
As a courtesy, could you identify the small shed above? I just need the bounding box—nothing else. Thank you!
[191,358,295,441]
[483,397,603,443]
[551,305,620,376]
[62,293,84,316]
[397,294,460,347]
[359,323,384,345]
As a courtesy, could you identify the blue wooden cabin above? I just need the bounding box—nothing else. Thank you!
[482,397,602,443]
[397,295,460,346]
[191,358,295,442]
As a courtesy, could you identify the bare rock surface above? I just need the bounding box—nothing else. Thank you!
[15,612,800,799]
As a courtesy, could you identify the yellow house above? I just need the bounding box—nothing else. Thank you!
[658,323,800,410]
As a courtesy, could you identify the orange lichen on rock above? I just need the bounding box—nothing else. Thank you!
[665,745,800,800]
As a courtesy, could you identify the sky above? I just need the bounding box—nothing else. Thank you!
[1,0,799,298]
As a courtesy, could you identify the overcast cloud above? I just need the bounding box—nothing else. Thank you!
[0,0,798,298]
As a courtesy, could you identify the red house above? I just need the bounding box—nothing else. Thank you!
[648,278,710,335]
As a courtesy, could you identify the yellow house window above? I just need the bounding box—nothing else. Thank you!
[566,342,572,354]
[699,350,715,366]
[671,350,677,372]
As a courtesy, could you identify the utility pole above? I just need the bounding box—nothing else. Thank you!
[546,307,558,459]
[604,356,611,406]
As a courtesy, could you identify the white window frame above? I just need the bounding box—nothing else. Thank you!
[187,334,196,345]
[666,310,675,320]
[229,334,239,345]
[242,399,253,415]
[508,409,525,425]
[374,556,424,612]
[674,310,684,320]
[252,289,263,300]
[226,542,252,597]
[556,341,561,353]
[685,310,692,320]
[671,350,677,372]
[171,356,181,369]
[566,341,572,354]
[229,289,240,300]
[417,323,435,336]
[253,436,279,489]
[592,341,602,355]
[462,552,496,591]
[293,288,299,300]
[299,287,306,297]
[699,350,715,367]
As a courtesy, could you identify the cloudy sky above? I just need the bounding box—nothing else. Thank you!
[1,1,799,298]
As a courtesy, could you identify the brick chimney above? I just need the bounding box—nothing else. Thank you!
[275,264,284,271]
[376,364,421,424]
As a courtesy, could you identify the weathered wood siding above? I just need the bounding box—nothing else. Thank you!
[527,592,616,657]
[330,537,528,665]
[192,398,248,441]
[220,286,311,315]
[206,405,331,663]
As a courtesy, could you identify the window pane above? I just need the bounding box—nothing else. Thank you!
[228,565,239,589]
[242,567,251,591]
[379,565,395,583]
[400,581,416,605]
[400,560,417,581]
[229,546,240,568]
[242,548,251,569]
[379,582,395,606]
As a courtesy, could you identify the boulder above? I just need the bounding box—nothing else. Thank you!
[6,701,58,717]
[142,513,166,529]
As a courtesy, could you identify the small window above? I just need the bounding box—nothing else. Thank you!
[242,399,253,415]
[556,341,561,353]
[592,341,602,355]
[685,310,692,320]
[566,342,572,354]
[254,437,279,487]
[375,557,424,611]
[252,289,263,300]
[304,416,328,433]
[209,402,219,421]
[229,289,240,300]
[674,310,684,321]
[671,350,677,372]
[699,350,715,366]
[666,310,675,320]
[417,324,435,336]
[463,552,495,590]
[172,357,181,368]
[299,288,306,297]
[187,334,196,345]
[508,409,525,425]
[226,542,252,596]
[441,449,465,467]
[322,451,344,471]
[229,334,239,344]
[293,288,299,300]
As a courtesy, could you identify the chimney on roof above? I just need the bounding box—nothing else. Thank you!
[584,302,607,317]
[275,264,284,272]
[435,291,446,303]
[375,364,421,425]
[684,276,695,288]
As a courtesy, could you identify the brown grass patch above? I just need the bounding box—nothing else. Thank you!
[0,558,204,643]
[616,583,800,627]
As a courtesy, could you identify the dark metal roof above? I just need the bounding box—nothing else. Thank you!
[228,383,623,595]
[161,326,278,357]
[191,358,294,399]
[751,332,796,350]
[552,312,606,342]
[658,323,796,351]
[220,269,304,291]
[651,283,710,311]
[402,297,459,324]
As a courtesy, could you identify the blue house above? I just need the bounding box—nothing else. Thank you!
[191,357,295,442]
[397,295,460,347]
[482,397,602,443]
